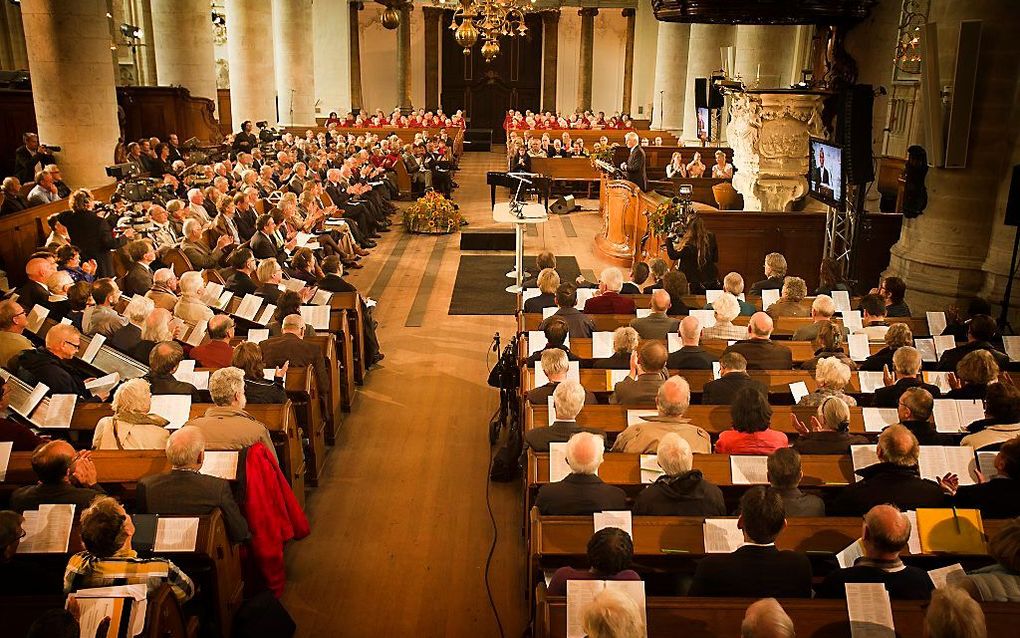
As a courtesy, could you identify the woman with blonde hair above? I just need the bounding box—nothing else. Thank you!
[665,151,687,178]
[581,587,645,638]
[947,350,1000,400]
[802,320,856,371]
[92,379,170,450]
[523,268,560,313]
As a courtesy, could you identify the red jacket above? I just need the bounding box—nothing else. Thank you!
[582,291,636,315]
[189,339,235,369]
[243,442,309,596]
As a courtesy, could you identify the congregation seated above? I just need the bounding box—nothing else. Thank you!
[0,299,32,369]
[892,389,953,446]
[65,496,196,603]
[528,349,596,406]
[546,527,641,596]
[15,256,56,311]
[525,380,604,453]
[688,486,812,598]
[83,277,126,337]
[704,272,755,317]
[524,269,559,314]
[191,314,236,369]
[860,322,913,372]
[830,425,945,516]
[665,316,716,370]
[816,504,933,600]
[857,294,891,342]
[946,350,999,400]
[612,376,711,454]
[0,177,31,215]
[233,342,288,405]
[765,276,809,319]
[145,268,179,312]
[539,283,595,339]
[92,378,171,450]
[609,341,667,405]
[701,293,747,341]
[535,432,626,515]
[748,252,788,296]
[714,387,787,455]
[797,356,857,408]
[182,367,277,461]
[941,438,1020,519]
[260,314,329,398]
[55,244,95,285]
[722,313,793,370]
[527,318,578,365]
[223,247,258,295]
[631,433,724,516]
[143,341,202,400]
[956,517,1020,601]
[791,294,838,341]
[9,440,104,512]
[938,314,1010,372]
[583,268,636,315]
[628,290,678,340]
[108,295,154,355]
[174,271,215,324]
[874,275,911,317]
[592,327,637,370]
[766,448,825,516]
[137,426,251,543]
[800,319,855,371]
[791,395,868,454]
[701,352,766,406]
[873,345,941,407]
[960,383,1020,448]
[13,323,107,401]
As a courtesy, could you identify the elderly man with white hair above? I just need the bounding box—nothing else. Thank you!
[632,432,725,516]
[792,294,838,341]
[108,295,155,355]
[181,218,232,269]
[741,598,796,638]
[701,292,747,341]
[580,587,646,638]
[613,376,711,454]
[527,349,596,406]
[582,268,637,314]
[620,130,647,191]
[628,289,679,339]
[136,426,251,543]
[92,379,170,450]
[535,432,626,515]
[592,326,638,370]
[705,272,756,316]
[873,345,942,408]
[173,271,214,325]
[145,268,179,311]
[524,380,605,452]
[182,367,277,462]
[723,312,793,370]
[186,187,212,224]
[666,315,717,370]
[766,276,810,319]
[750,252,788,296]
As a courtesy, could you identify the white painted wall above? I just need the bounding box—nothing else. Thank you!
[358,3,425,112]
[555,9,628,115]
[312,0,352,116]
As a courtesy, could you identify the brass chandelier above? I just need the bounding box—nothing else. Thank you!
[437,0,536,62]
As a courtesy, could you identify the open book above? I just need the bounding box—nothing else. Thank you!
[918,446,978,485]
[932,399,984,434]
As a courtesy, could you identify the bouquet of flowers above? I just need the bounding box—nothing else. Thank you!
[589,144,618,170]
[647,197,695,239]
[403,191,461,234]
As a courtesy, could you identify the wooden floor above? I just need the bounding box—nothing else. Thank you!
[281,149,613,637]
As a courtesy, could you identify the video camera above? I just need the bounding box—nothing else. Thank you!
[257,120,283,143]
[112,177,177,207]
[40,144,62,152]
[106,163,140,181]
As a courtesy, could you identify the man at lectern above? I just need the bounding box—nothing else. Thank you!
[620,131,647,191]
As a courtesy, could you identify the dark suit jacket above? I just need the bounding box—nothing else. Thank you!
[689,545,813,598]
[57,209,121,275]
[626,146,648,191]
[954,478,1020,519]
[701,372,768,405]
[667,346,716,370]
[234,207,258,240]
[122,263,154,296]
[317,273,355,293]
[592,351,632,370]
[524,421,606,452]
[182,240,226,270]
[859,346,897,372]
[830,462,945,516]
[255,284,282,305]
[774,487,826,517]
[13,280,50,310]
[0,193,30,216]
[937,341,1010,372]
[724,339,793,370]
[535,473,627,515]
[583,292,636,315]
[527,382,597,407]
[523,293,557,314]
[15,145,55,182]
[250,231,285,260]
[225,270,258,296]
[137,469,250,542]
[539,307,596,339]
[108,323,142,355]
[611,373,664,405]
[143,372,203,402]
[10,482,104,512]
[873,377,942,408]
[260,333,328,396]
[749,275,786,296]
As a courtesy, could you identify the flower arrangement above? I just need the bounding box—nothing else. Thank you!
[403,191,461,234]
[589,144,618,170]
[646,196,695,238]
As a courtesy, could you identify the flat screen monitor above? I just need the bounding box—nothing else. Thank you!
[696,107,710,141]
[808,137,844,207]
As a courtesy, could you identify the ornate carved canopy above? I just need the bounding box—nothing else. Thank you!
[652,0,878,25]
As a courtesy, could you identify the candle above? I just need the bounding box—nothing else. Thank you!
[756,64,761,82]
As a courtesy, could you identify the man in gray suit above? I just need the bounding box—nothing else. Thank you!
[611,340,668,405]
[136,426,250,543]
[524,381,605,453]
[538,283,596,339]
[629,289,680,340]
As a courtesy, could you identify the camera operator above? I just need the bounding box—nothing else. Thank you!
[14,132,57,183]
[233,120,258,155]
[57,189,134,277]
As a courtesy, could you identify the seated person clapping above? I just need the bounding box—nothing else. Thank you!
[714,386,788,455]
[632,433,725,516]
[232,341,288,405]
[791,395,868,455]
[10,440,104,511]
[64,496,196,602]
[940,437,1020,519]
[546,527,641,595]
[797,356,857,408]
[873,345,941,407]
[92,378,171,450]
[535,432,626,515]
[960,383,1020,447]
[945,350,999,401]
[859,322,912,372]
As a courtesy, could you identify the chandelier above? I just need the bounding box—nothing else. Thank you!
[437,0,536,62]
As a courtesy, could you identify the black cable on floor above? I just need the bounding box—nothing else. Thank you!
[485,440,506,638]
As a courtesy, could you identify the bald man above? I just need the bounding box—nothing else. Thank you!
[610,341,668,405]
[666,315,717,370]
[13,323,102,400]
[10,440,105,512]
[830,424,945,516]
[535,432,626,515]
[741,598,795,638]
[612,376,711,454]
[722,312,793,370]
[14,257,57,310]
[628,289,679,340]
[817,504,934,599]
[189,315,235,369]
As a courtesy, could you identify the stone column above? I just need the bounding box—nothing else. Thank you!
[651,22,690,130]
[272,0,316,126]
[1,3,29,70]
[576,8,598,112]
[312,0,351,115]
[621,8,636,116]
[397,2,412,113]
[733,25,797,89]
[681,23,735,142]
[349,1,364,114]
[541,11,559,112]
[134,0,157,85]
[151,0,218,112]
[20,0,120,187]
[226,0,276,128]
[423,6,441,111]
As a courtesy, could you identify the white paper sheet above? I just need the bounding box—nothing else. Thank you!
[75,596,118,638]
[522,288,541,304]
[235,294,263,320]
[712,361,721,380]
[574,287,595,310]
[639,454,663,484]
[666,333,681,354]
[593,511,633,537]
[528,330,546,356]
[1004,336,1020,362]
[535,361,580,387]
[13,382,49,417]
[592,332,615,359]
[154,517,200,552]
[923,372,953,395]
[928,563,965,589]
[862,408,899,433]
[262,368,277,381]
[549,442,571,482]
[39,394,77,428]
[311,289,332,306]
[845,582,895,638]
[547,396,556,426]
[905,510,921,554]
[933,400,983,434]
[150,395,192,430]
[847,334,870,362]
[851,445,881,475]
[690,308,717,329]
[761,289,780,311]
[18,504,75,553]
[191,370,210,391]
[836,538,865,569]
[25,305,49,333]
[609,369,631,387]
[248,328,269,344]
[705,290,723,304]
[254,304,276,326]
[81,333,106,364]
[915,338,937,363]
[635,308,652,319]
[300,305,331,331]
[85,372,120,396]
[0,441,12,481]
[173,359,195,377]
[843,310,864,333]
[833,290,852,314]
[789,382,809,404]
[729,455,768,485]
[72,584,147,637]
[542,306,557,319]
[216,290,234,310]
[199,451,238,480]
[926,312,947,337]
[282,278,306,293]
[185,320,207,347]
[204,281,224,301]
[626,410,658,426]
[857,371,885,394]
[934,335,956,360]
[566,581,645,638]
[703,518,744,553]
[975,450,999,480]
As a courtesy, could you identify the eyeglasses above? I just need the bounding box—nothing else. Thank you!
[64,340,81,349]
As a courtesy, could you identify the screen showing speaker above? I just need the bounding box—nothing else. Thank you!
[808,138,844,208]
[696,107,710,141]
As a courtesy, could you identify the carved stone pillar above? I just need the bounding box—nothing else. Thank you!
[725,91,826,211]
[651,22,690,130]
[621,8,636,115]
[541,11,559,112]
[576,8,598,112]
[1,3,29,70]
[397,2,412,113]
[423,6,442,111]
[226,0,277,127]
[349,1,364,113]
[681,23,734,142]
[733,25,797,89]
[151,0,218,112]
[312,0,351,114]
[273,0,316,126]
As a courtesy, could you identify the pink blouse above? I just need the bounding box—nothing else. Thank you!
[714,429,789,455]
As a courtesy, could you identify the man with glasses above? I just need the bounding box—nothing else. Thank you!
[11,323,110,401]
[0,300,32,369]
[42,164,71,199]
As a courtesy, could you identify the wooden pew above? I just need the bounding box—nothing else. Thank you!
[534,590,1020,638]
[329,292,368,385]
[529,157,601,196]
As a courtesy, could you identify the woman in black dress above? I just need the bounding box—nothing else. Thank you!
[665,215,718,294]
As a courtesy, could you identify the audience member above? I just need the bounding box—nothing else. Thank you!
[174,271,215,324]
[632,433,725,515]
[0,299,32,368]
[701,292,746,341]
[592,326,638,370]
[15,256,56,309]
[520,252,556,289]
[765,276,809,319]
[767,448,824,516]
[546,527,641,595]
[261,314,329,398]
[956,517,1020,601]
[108,295,154,355]
[538,283,596,339]
[876,276,911,317]
[941,437,1020,519]
[860,322,913,372]
[526,317,578,365]
[815,257,850,297]
[960,383,1020,448]
[232,342,288,404]
[524,268,560,314]
[723,313,793,370]
[122,239,157,296]
[613,376,711,453]
[801,320,855,371]
[665,316,716,370]
[946,349,1000,401]
[183,367,277,460]
[924,586,986,638]
[749,253,787,296]
[701,352,767,406]
[791,294,838,341]
[857,294,890,342]
[143,341,202,400]
[891,387,954,445]
[610,341,667,405]
[798,357,857,408]
[535,432,626,515]
[628,289,679,339]
[740,598,795,638]
[791,396,868,454]
[579,587,645,638]
[9,440,104,511]
[0,509,59,595]
[83,278,126,337]
[621,261,649,295]
[666,215,718,294]
[92,379,171,450]
[583,268,636,314]
[0,379,48,451]
[528,348,596,406]
[13,323,102,400]
[131,307,178,363]
[874,346,940,407]
[714,387,788,455]
[146,268,179,311]
[524,381,604,453]
[660,271,690,317]
[191,314,236,369]
[705,272,755,316]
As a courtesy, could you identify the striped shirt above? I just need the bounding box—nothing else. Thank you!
[63,549,196,602]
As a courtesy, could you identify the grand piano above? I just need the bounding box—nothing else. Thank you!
[487,172,552,210]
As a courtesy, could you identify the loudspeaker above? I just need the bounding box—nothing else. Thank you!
[920,21,945,168]
[839,84,875,186]
[944,20,983,168]
[550,195,576,215]
[694,78,725,109]
[1006,165,1020,227]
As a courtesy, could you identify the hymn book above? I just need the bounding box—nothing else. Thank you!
[185,320,207,347]
[639,454,663,484]
[861,408,899,433]
[311,289,333,306]
[86,373,121,396]
[593,511,632,537]
[1004,336,1020,362]
[25,304,49,333]
[932,400,984,433]
[689,309,717,329]
[933,335,956,360]
[635,308,652,319]
[282,278,306,293]
[216,290,234,310]
[832,290,852,314]
[11,381,48,418]
[255,304,276,326]
[836,539,865,569]
[199,451,238,480]
[845,582,895,638]
[666,333,681,354]
[38,394,77,428]
[608,369,632,387]
[566,580,646,638]
[914,338,937,362]
[847,334,870,362]
[542,306,557,319]
[977,451,1000,479]
[299,305,331,331]
[729,456,768,485]
[926,312,948,337]
[850,445,881,476]
[856,371,885,394]
[927,563,965,589]
[81,333,106,364]
[154,517,200,553]
[574,288,595,310]
[760,289,780,311]
[842,310,863,333]
[592,332,614,358]
[703,518,744,553]
[150,395,192,430]
[917,446,979,484]
[18,504,75,553]
[235,294,263,321]
[248,329,269,344]
[72,583,148,638]
[789,382,809,404]
[548,443,572,482]
[923,372,953,395]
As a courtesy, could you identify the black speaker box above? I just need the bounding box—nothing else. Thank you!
[550,195,576,215]
[1006,165,1020,227]
[459,229,515,251]
[694,78,724,110]
[839,84,875,186]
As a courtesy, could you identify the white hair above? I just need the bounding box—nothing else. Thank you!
[208,367,246,406]
[582,587,645,638]
[657,432,693,476]
[166,426,205,467]
[600,267,624,293]
[812,294,835,317]
[541,348,569,377]
[713,293,741,322]
[815,356,852,389]
[723,272,745,295]
[183,218,202,238]
[282,313,305,332]
[741,598,796,638]
[565,432,604,475]
[111,378,151,415]
[153,268,175,285]
[553,380,586,420]
[125,295,156,324]
[893,346,922,376]
[612,327,639,354]
[45,270,73,293]
[656,376,691,417]
[179,271,204,295]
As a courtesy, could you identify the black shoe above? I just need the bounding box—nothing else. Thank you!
[369,233,381,239]
[362,240,377,248]
[371,353,385,365]
[378,226,392,232]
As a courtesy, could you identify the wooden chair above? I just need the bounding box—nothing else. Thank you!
[165,246,195,277]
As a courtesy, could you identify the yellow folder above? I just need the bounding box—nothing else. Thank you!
[916,508,987,555]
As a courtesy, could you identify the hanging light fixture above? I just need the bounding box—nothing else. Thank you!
[454,18,479,55]
[437,0,536,62]
[382,4,401,30]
